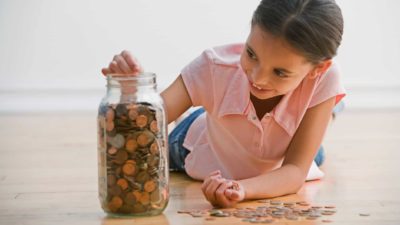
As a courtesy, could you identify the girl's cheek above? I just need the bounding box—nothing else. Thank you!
[240,60,252,79]
[240,55,248,72]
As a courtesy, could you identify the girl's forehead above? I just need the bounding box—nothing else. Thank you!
[247,25,309,66]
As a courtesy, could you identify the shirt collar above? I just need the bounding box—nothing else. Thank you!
[216,72,251,118]
[216,70,302,136]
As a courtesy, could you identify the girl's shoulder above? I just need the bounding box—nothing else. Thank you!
[203,43,244,67]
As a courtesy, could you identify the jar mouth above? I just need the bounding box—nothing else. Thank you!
[106,72,155,81]
[106,72,156,89]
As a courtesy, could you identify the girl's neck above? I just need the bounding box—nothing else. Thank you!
[250,94,283,120]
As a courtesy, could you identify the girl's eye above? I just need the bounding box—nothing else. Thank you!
[246,49,257,60]
[273,69,287,78]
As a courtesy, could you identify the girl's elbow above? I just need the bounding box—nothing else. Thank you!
[285,178,304,194]
[287,165,308,193]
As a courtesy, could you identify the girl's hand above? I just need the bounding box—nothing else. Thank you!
[201,170,245,208]
[101,50,143,76]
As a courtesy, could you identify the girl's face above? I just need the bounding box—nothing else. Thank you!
[240,25,325,100]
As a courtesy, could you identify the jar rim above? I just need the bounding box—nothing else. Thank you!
[106,72,155,81]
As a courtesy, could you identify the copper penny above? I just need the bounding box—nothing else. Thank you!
[150,189,162,204]
[107,147,118,155]
[109,196,123,209]
[106,108,115,122]
[122,163,136,176]
[124,192,137,205]
[128,108,138,121]
[117,178,129,190]
[139,192,150,205]
[108,185,122,197]
[150,120,159,133]
[137,131,154,147]
[150,142,159,155]
[106,121,115,132]
[125,138,138,153]
[136,115,148,128]
[132,190,142,201]
[144,180,156,193]
[114,150,128,165]
[107,174,117,186]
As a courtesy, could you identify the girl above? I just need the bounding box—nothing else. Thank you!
[101,0,345,208]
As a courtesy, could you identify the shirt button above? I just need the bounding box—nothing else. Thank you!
[252,115,257,120]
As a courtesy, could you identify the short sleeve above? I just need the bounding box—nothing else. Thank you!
[180,50,214,111]
[308,63,346,108]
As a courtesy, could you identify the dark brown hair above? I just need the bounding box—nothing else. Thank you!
[252,0,344,64]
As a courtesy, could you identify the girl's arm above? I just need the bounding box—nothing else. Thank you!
[239,96,336,199]
[161,75,193,124]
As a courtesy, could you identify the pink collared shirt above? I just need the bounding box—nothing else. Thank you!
[180,44,345,181]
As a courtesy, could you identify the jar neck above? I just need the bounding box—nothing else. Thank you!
[106,73,157,97]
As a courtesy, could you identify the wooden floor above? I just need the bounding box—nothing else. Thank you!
[0,110,399,225]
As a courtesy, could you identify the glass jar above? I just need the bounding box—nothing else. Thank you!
[97,73,169,216]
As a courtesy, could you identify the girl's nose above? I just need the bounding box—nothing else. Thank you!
[251,68,269,86]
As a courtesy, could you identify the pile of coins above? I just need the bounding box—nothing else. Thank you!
[97,102,168,215]
[178,200,337,223]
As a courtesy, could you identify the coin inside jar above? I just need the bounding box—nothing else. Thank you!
[125,138,138,153]
[106,121,115,132]
[117,178,129,190]
[137,131,154,147]
[108,196,123,212]
[114,150,128,165]
[107,146,118,155]
[122,162,136,176]
[109,134,125,149]
[150,142,159,155]
[150,120,159,133]
[139,192,150,205]
[124,192,137,205]
[106,108,115,122]
[136,115,148,128]
[107,174,117,186]
[144,180,157,193]
[115,104,128,118]
[150,188,162,204]
[128,109,138,120]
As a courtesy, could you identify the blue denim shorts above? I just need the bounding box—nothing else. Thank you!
[168,108,206,172]
[168,102,345,172]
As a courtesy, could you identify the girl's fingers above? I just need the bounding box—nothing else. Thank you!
[121,50,143,74]
[101,68,112,76]
[102,50,143,77]
[113,55,132,73]
[215,181,232,207]
[225,189,240,201]
[109,61,122,74]
[201,170,223,204]
[201,171,221,193]
[224,181,245,201]
[204,178,225,204]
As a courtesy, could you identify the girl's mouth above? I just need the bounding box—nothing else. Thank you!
[252,83,263,90]
[250,82,273,92]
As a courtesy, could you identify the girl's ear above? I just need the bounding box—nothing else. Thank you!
[308,59,333,79]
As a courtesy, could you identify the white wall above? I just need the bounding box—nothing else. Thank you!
[0,0,399,112]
